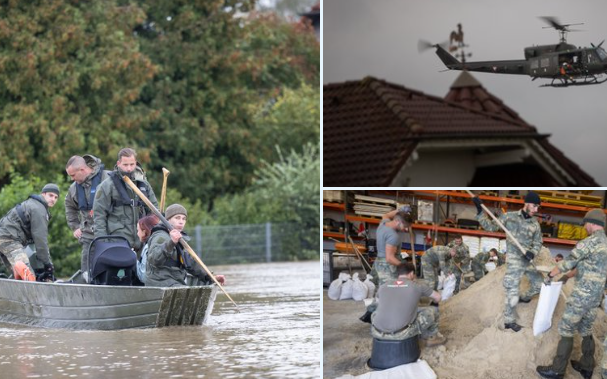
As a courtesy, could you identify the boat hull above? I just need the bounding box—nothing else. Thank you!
[0,279,217,330]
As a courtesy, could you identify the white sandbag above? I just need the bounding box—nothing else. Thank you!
[440,274,456,301]
[436,272,445,291]
[334,359,436,379]
[364,275,376,299]
[352,273,368,301]
[533,282,563,336]
[485,262,497,272]
[339,274,354,300]
[328,272,347,300]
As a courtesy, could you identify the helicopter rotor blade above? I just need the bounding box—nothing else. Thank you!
[598,40,605,48]
[539,16,584,32]
[417,39,449,53]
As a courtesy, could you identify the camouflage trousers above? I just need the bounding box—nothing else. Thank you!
[79,235,94,282]
[471,260,486,281]
[366,258,399,313]
[558,301,597,337]
[371,306,439,341]
[0,238,33,274]
[503,258,543,324]
[601,335,607,379]
[449,262,466,293]
[421,254,446,291]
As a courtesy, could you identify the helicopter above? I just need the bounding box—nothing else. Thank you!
[424,17,607,88]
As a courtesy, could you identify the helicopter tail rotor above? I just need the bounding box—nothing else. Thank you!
[417,39,449,53]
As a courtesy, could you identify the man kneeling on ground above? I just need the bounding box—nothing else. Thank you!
[371,262,446,347]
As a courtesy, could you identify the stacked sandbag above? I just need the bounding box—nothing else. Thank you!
[351,273,368,301]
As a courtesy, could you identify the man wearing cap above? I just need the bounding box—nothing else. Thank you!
[93,148,158,250]
[64,154,111,281]
[473,191,544,332]
[0,183,60,281]
[537,209,607,379]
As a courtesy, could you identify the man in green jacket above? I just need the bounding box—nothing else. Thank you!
[0,183,60,281]
[93,148,158,250]
[65,154,111,281]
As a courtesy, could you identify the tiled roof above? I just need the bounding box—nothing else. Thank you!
[444,71,527,124]
[323,74,597,186]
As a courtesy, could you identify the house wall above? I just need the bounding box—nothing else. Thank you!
[391,150,476,186]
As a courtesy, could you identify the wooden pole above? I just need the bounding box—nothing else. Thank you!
[347,236,373,272]
[123,176,238,309]
[159,167,170,213]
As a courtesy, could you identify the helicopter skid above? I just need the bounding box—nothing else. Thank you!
[540,75,607,88]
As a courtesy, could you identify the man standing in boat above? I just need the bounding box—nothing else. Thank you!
[0,183,60,281]
[64,154,111,282]
[93,148,158,250]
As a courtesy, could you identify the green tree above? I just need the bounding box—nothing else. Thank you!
[0,0,156,186]
[209,143,319,260]
[135,1,319,205]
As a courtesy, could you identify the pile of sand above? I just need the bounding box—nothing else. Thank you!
[324,247,607,379]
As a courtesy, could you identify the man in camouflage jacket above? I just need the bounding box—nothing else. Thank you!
[447,235,470,292]
[93,148,158,252]
[474,191,544,332]
[537,209,607,379]
[0,184,60,281]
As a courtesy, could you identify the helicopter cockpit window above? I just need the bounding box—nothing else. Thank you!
[596,48,607,61]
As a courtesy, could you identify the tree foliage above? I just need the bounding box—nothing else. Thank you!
[0,1,156,184]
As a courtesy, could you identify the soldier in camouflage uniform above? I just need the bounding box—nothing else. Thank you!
[447,235,470,293]
[473,191,544,332]
[371,263,446,347]
[421,245,456,291]
[536,209,607,379]
[93,148,158,251]
[471,248,505,281]
[0,184,60,281]
[65,154,111,282]
[360,206,411,323]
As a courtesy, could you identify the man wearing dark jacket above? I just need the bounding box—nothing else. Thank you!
[93,148,158,250]
[0,183,59,281]
[65,154,111,281]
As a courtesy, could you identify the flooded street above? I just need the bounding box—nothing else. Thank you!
[0,261,320,378]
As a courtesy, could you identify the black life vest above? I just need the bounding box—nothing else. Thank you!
[108,171,148,209]
[75,164,105,211]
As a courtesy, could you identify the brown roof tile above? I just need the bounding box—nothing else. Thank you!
[323,74,597,186]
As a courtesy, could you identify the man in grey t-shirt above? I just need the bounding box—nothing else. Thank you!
[360,207,410,323]
[371,263,446,347]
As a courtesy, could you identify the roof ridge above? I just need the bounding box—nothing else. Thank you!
[365,78,423,133]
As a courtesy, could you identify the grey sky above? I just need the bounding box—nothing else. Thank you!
[323,0,607,185]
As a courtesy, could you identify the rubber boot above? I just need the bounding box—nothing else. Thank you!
[13,261,36,282]
[551,336,574,373]
[572,335,595,379]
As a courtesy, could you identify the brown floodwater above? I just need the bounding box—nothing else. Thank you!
[0,261,320,378]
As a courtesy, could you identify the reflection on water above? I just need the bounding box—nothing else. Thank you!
[0,261,320,378]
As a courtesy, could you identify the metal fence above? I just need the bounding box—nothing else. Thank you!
[184,222,312,265]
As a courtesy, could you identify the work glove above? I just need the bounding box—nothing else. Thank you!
[543,275,552,286]
[524,251,535,262]
[37,262,55,282]
[472,197,483,215]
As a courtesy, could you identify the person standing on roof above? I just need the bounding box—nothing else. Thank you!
[93,148,158,251]
[473,191,544,332]
[0,183,60,281]
[65,154,111,281]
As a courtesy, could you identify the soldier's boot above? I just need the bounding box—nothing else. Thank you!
[504,322,522,332]
[359,311,372,324]
[536,337,573,379]
[518,297,532,303]
[571,335,595,379]
[13,261,35,282]
[425,333,446,347]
